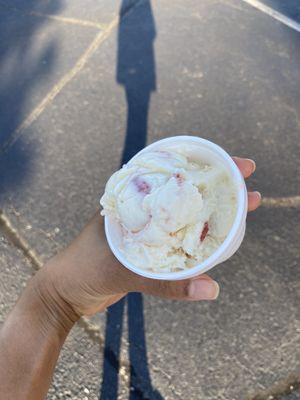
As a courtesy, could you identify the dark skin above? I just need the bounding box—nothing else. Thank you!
[0,157,260,400]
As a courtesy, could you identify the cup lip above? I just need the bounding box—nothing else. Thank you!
[104,135,248,281]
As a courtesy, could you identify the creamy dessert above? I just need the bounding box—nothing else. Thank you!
[100,149,237,272]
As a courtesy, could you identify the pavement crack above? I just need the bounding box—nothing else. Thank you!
[77,316,105,348]
[0,3,105,29]
[247,371,300,400]
[28,11,105,29]
[0,209,151,391]
[262,196,300,208]
[0,210,107,344]
[0,0,149,155]
[0,209,42,270]
[0,209,109,334]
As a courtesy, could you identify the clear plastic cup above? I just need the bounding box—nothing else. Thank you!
[103,136,248,281]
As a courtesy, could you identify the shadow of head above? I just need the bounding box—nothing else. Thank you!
[117,0,157,163]
[117,0,156,93]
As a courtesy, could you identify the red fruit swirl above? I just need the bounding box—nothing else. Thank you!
[200,222,209,242]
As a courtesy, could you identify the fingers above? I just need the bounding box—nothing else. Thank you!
[248,191,261,211]
[232,157,261,211]
[140,274,219,301]
[113,157,260,302]
[188,277,220,300]
[232,157,256,178]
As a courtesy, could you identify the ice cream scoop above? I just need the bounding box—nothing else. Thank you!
[100,141,239,273]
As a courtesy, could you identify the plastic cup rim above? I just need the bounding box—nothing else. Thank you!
[104,135,248,281]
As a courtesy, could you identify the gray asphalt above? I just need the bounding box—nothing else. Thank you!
[0,0,299,399]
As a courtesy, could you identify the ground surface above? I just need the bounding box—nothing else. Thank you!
[0,0,299,399]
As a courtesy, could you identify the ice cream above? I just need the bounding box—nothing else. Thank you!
[100,149,237,273]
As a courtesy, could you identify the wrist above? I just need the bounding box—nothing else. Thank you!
[29,268,80,336]
[0,266,78,400]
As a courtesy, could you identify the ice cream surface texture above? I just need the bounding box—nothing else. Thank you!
[100,149,237,272]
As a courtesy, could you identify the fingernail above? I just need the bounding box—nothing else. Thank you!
[254,191,262,201]
[246,158,256,173]
[188,279,220,300]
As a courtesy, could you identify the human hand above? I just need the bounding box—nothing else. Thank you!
[34,157,261,325]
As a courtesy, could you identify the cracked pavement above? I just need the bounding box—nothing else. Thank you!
[0,0,299,399]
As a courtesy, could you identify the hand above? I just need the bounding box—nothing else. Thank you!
[34,157,261,324]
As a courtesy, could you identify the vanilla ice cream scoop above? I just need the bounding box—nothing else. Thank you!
[100,148,238,273]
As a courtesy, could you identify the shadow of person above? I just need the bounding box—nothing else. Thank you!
[100,1,163,399]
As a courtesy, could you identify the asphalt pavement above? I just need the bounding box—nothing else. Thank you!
[0,0,299,399]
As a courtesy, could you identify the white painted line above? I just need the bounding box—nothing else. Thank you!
[29,11,106,30]
[0,17,119,154]
[0,0,144,154]
[241,0,300,33]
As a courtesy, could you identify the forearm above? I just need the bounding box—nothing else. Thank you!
[0,202,228,400]
[0,270,79,400]
[0,214,123,400]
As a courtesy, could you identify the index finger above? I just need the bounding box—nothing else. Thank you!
[232,157,256,179]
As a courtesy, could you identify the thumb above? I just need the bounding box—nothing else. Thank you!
[137,274,220,301]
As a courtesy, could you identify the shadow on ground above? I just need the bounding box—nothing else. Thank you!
[100,1,163,399]
[0,1,60,196]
